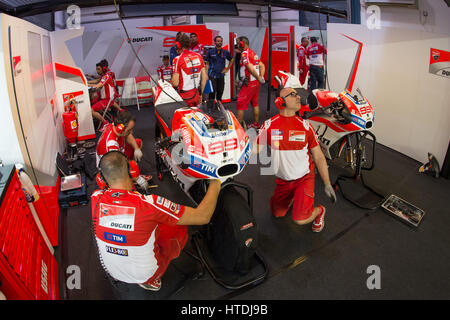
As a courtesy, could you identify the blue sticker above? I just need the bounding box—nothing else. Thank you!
[104,232,127,244]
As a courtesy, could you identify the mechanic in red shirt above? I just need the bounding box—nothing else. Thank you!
[96,110,143,164]
[189,32,205,57]
[253,86,336,232]
[92,150,221,291]
[172,33,208,107]
[297,37,309,86]
[157,55,173,82]
[236,36,266,129]
[306,37,327,91]
[96,110,151,189]
[88,62,121,131]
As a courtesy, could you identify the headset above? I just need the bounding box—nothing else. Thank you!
[275,96,286,110]
[96,150,139,189]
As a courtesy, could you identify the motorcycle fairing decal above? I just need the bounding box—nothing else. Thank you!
[188,155,218,178]
[182,121,208,159]
[183,167,210,179]
[351,114,366,129]
[238,143,251,170]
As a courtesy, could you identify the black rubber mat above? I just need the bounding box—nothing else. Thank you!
[59,84,450,300]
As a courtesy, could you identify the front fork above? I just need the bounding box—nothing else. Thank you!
[344,133,368,172]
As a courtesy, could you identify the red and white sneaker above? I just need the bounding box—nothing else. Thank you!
[247,122,261,130]
[138,278,161,291]
[141,174,153,182]
[312,205,326,233]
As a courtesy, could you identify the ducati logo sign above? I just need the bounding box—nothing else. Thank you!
[429,48,450,79]
[432,51,440,61]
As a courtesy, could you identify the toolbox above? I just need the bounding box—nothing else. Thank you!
[381,194,425,228]
[58,173,88,208]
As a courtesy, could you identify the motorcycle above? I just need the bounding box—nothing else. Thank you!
[152,80,267,289]
[275,71,383,209]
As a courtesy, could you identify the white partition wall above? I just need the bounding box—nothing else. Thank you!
[327,23,450,166]
[1,13,63,185]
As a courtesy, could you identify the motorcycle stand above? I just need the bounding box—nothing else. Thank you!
[333,131,385,210]
[192,180,268,290]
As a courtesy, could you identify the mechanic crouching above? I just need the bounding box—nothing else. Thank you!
[253,87,336,232]
[96,110,151,189]
[91,151,222,291]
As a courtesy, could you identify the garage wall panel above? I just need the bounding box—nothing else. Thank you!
[327,23,450,165]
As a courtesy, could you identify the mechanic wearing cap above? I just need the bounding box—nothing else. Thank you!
[205,35,234,102]
[297,37,309,87]
[172,33,208,107]
[92,150,222,291]
[306,37,327,91]
[253,86,336,232]
[236,36,266,129]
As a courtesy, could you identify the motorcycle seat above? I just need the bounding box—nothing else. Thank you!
[154,102,184,130]
[315,90,339,107]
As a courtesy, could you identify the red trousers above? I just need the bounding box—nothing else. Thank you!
[144,224,188,284]
[270,172,315,221]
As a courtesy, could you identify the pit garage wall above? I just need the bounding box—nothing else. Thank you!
[65,22,231,102]
[327,23,450,166]
[0,13,63,186]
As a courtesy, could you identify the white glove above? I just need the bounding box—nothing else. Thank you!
[324,182,337,203]
[135,175,148,190]
[258,77,265,84]
[134,148,143,162]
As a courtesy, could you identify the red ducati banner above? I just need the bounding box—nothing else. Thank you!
[429,48,450,78]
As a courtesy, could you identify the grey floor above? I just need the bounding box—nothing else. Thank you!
[57,85,450,300]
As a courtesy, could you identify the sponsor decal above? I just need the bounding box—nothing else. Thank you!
[156,196,164,205]
[104,232,127,244]
[272,129,283,135]
[191,159,217,175]
[163,199,172,208]
[352,115,366,128]
[289,130,306,142]
[272,134,283,141]
[128,37,153,43]
[163,37,175,47]
[106,246,128,256]
[111,192,124,198]
[99,203,135,231]
[238,144,251,166]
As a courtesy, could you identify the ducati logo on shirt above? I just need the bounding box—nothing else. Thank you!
[289,130,306,142]
[99,203,136,231]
